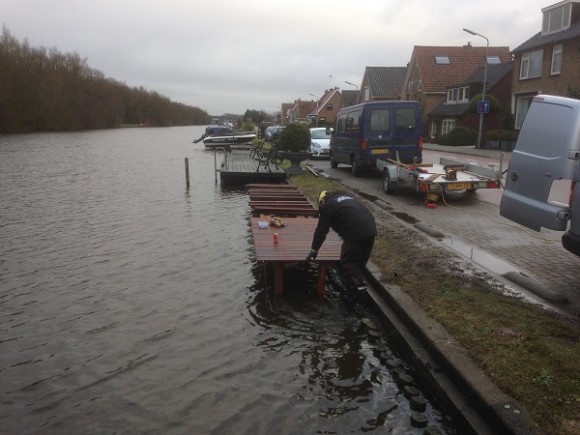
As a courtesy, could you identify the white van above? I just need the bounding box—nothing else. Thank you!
[500,94,580,257]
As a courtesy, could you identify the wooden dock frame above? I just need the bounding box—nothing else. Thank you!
[215,148,287,186]
[248,184,341,294]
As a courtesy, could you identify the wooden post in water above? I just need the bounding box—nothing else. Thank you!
[185,157,190,189]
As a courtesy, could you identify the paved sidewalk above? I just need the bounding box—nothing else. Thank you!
[316,143,579,319]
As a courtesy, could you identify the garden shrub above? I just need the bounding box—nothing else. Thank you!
[278,122,311,152]
[439,126,477,146]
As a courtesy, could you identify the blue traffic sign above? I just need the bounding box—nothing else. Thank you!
[477,100,490,114]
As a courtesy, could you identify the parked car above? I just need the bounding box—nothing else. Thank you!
[309,127,331,158]
[265,125,285,142]
[500,94,580,257]
[259,121,274,138]
[330,101,423,176]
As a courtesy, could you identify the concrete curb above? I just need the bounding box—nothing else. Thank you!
[364,261,536,434]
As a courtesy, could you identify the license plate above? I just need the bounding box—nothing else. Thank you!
[447,183,472,190]
[371,149,388,155]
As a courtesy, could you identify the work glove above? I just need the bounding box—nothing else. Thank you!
[305,249,318,262]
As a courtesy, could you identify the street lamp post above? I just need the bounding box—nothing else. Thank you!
[463,28,489,149]
[344,80,358,90]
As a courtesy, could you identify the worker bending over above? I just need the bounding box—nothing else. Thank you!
[306,191,377,290]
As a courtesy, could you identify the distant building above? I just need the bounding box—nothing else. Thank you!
[284,99,317,124]
[341,90,359,108]
[429,62,514,143]
[511,0,580,129]
[306,88,342,126]
[360,66,407,101]
[401,45,512,135]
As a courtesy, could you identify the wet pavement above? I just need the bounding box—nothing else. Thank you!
[308,144,580,321]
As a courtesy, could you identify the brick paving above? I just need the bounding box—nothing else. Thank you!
[311,145,580,319]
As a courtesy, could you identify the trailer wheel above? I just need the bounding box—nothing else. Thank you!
[383,170,396,194]
[330,156,338,168]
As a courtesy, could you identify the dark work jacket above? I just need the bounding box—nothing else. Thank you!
[311,194,377,251]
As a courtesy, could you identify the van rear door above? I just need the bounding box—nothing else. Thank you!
[365,103,422,164]
[500,95,580,231]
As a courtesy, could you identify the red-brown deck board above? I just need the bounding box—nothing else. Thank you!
[247,183,318,217]
[251,215,341,294]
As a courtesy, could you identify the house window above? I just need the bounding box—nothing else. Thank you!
[446,86,469,103]
[430,122,437,139]
[520,49,543,79]
[442,119,456,135]
[487,56,501,65]
[326,103,333,110]
[542,2,571,35]
[551,44,562,75]
[515,94,535,129]
[435,56,450,64]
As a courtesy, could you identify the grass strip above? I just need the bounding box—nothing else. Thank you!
[291,171,580,435]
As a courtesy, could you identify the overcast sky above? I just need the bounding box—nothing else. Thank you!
[3,0,551,115]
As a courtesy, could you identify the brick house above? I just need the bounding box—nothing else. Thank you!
[428,62,514,143]
[282,100,316,124]
[400,45,512,137]
[511,0,580,129]
[306,88,342,127]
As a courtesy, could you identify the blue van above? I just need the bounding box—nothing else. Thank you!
[330,100,423,176]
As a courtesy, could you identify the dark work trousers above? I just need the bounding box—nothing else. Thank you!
[339,236,375,288]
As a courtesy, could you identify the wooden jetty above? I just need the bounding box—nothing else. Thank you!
[247,184,341,294]
[215,148,287,185]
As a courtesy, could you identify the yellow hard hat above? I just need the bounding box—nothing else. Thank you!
[318,191,328,205]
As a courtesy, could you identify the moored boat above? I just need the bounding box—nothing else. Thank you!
[193,125,257,149]
[202,132,257,149]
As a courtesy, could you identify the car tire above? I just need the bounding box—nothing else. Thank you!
[351,156,361,177]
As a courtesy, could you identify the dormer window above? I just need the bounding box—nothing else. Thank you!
[542,1,572,35]
[446,86,469,103]
[435,56,450,65]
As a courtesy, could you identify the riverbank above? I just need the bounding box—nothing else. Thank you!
[291,170,580,435]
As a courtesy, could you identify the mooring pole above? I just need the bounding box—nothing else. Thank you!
[185,157,190,189]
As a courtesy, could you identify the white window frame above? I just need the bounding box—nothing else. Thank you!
[542,3,572,35]
[520,49,543,79]
[442,119,456,135]
[446,86,469,103]
[430,121,437,139]
[551,44,562,75]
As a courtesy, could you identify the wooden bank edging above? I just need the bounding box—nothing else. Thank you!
[363,261,536,435]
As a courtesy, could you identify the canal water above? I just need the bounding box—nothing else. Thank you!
[0,127,456,433]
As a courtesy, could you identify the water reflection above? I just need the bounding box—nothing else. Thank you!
[0,127,454,434]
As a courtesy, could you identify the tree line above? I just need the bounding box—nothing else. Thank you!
[0,27,209,133]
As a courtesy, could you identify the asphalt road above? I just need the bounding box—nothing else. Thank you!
[307,145,580,321]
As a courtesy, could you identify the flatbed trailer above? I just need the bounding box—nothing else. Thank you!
[376,157,502,200]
